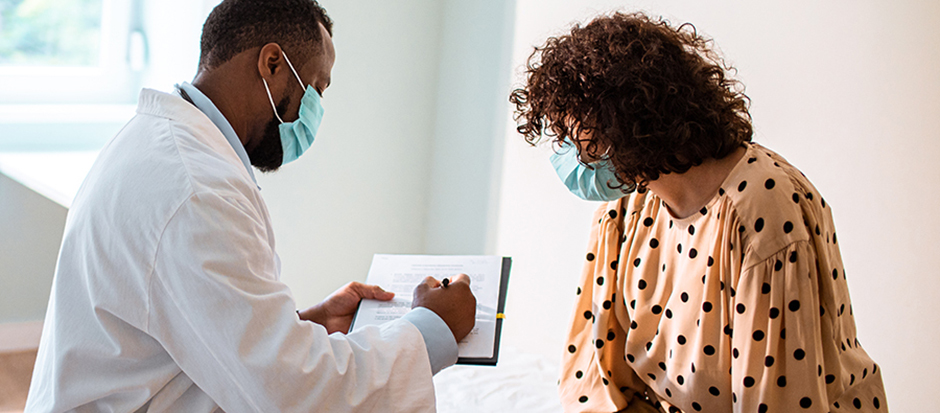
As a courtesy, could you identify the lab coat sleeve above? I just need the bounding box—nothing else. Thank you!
[146,190,438,413]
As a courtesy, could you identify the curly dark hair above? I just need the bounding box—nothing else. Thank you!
[510,12,752,192]
[199,0,333,70]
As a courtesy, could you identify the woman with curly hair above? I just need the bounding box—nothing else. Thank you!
[511,12,887,413]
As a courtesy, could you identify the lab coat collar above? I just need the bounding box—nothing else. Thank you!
[172,82,259,188]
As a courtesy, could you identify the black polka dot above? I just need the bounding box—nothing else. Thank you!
[765,179,776,189]
[650,238,659,248]
[633,258,642,267]
[799,397,813,408]
[630,320,637,329]
[759,404,768,413]
[692,402,702,411]
[681,292,689,302]
[583,310,592,320]
[567,344,576,353]
[627,354,635,362]
[677,375,685,385]
[576,287,581,295]
[689,248,698,259]
[610,260,618,270]
[777,375,787,387]
[769,307,780,319]
[704,345,715,356]
[647,373,656,380]
[707,256,714,266]
[603,300,612,309]
[688,225,696,235]
[806,192,814,201]
[789,300,801,312]
[608,210,618,219]
[765,356,775,367]
[789,251,798,262]
[744,376,755,387]
[774,260,783,271]
[644,217,654,227]
[579,395,588,403]
[733,348,739,358]
[762,283,771,294]
[602,378,609,386]
[792,193,800,203]
[754,218,765,232]
[702,302,713,312]
[736,303,746,314]
[825,374,835,384]
[784,221,794,233]
[781,328,787,339]
[652,305,662,315]
[630,300,636,309]
[873,397,880,409]
[607,331,615,341]
[677,335,687,345]
[677,244,683,253]
[700,207,708,215]
[832,268,839,280]
[794,348,806,360]
[665,309,673,318]
[597,276,605,286]
[739,225,746,233]
[709,386,720,396]
[586,253,595,261]
[747,157,757,164]
[575,370,583,379]
[638,279,647,290]
[738,181,747,191]
[595,339,605,349]
[753,330,765,341]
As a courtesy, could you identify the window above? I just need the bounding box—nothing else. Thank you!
[0,0,145,105]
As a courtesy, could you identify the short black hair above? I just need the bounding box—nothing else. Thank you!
[199,0,333,70]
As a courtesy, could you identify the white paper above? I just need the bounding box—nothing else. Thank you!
[353,254,503,359]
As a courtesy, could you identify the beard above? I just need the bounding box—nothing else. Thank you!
[248,96,289,173]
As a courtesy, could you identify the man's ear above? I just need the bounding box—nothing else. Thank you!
[257,43,284,80]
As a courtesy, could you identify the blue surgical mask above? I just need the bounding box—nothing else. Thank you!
[550,139,628,201]
[261,50,324,165]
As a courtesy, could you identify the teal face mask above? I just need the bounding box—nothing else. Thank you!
[550,139,628,201]
[261,50,324,165]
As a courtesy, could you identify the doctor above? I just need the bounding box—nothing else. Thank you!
[25,0,476,411]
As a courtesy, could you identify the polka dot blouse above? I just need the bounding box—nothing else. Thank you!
[560,143,887,412]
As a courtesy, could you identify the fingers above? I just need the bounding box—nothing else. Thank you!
[449,273,471,287]
[422,276,442,288]
[349,282,395,301]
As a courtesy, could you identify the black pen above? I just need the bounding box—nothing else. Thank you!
[441,278,450,288]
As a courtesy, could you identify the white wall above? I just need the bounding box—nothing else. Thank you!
[258,0,447,305]
[494,1,940,411]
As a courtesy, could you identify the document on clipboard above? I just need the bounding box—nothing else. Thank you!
[350,254,511,365]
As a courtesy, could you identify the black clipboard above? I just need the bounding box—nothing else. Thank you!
[456,256,511,366]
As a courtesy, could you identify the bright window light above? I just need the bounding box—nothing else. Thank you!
[0,0,104,68]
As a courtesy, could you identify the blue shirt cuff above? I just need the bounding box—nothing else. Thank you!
[400,307,458,375]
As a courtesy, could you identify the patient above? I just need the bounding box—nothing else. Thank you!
[510,12,888,413]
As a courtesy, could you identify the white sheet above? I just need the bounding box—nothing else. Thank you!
[434,346,564,413]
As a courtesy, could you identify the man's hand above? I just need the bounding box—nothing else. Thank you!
[298,282,395,334]
[412,274,476,342]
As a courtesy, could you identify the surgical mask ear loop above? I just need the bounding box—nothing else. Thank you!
[261,49,307,125]
[262,78,285,124]
[279,51,306,91]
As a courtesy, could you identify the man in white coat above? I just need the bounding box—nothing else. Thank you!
[25,0,477,411]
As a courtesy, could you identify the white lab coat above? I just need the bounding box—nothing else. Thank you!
[25,89,438,412]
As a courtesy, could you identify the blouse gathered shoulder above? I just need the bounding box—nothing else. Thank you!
[559,143,888,413]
